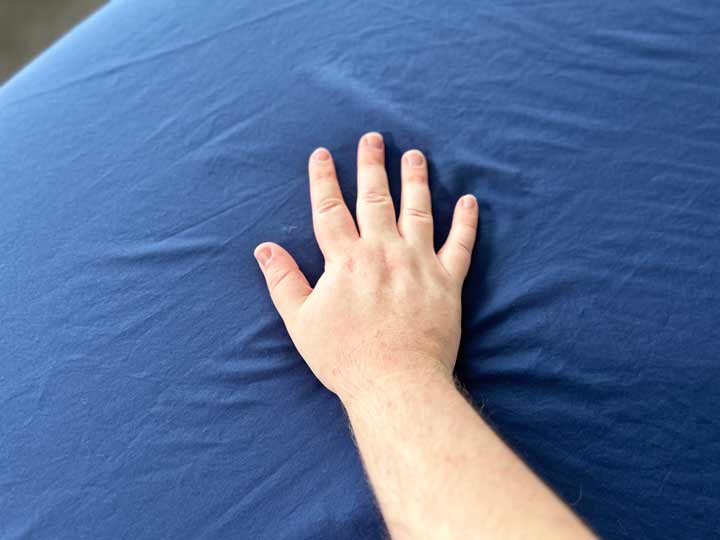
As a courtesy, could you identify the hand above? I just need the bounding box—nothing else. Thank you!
[254,132,478,403]
[254,137,591,539]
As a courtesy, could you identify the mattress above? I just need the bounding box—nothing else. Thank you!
[1,1,718,538]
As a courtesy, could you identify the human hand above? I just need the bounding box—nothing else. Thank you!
[254,132,478,403]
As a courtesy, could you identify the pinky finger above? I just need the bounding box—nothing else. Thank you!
[437,195,478,282]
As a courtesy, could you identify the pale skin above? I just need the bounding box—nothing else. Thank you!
[254,132,594,539]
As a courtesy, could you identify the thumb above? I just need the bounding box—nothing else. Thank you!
[254,242,312,325]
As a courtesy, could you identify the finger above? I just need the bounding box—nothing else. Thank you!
[308,147,359,258]
[399,149,433,249]
[254,242,312,326]
[356,132,398,238]
[438,195,478,282]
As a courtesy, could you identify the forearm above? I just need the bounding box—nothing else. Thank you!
[342,364,592,540]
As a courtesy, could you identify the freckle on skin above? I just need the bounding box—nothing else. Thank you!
[379,255,396,273]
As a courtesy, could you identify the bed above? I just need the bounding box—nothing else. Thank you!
[1,1,718,538]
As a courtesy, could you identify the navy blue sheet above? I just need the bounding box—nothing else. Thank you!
[1,1,719,538]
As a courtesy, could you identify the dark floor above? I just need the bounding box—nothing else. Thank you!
[0,0,106,83]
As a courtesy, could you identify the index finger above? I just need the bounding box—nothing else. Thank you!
[308,147,359,259]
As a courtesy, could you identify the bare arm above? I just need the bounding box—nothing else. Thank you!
[345,369,589,540]
[254,132,593,539]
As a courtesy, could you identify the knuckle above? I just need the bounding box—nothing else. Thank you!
[312,166,336,180]
[406,174,427,184]
[459,221,478,238]
[268,267,293,292]
[360,190,392,205]
[316,197,345,214]
[453,237,474,255]
[403,207,433,222]
[359,155,385,167]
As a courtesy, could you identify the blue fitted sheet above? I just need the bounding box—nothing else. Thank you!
[1,1,719,538]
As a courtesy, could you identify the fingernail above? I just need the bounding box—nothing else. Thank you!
[313,148,330,161]
[364,132,384,149]
[462,195,476,209]
[255,246,272,267]
[407,151,424,167]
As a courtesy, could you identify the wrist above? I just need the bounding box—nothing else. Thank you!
[338,358,456,417]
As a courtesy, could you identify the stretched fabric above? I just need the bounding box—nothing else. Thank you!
[1,1,718,538]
